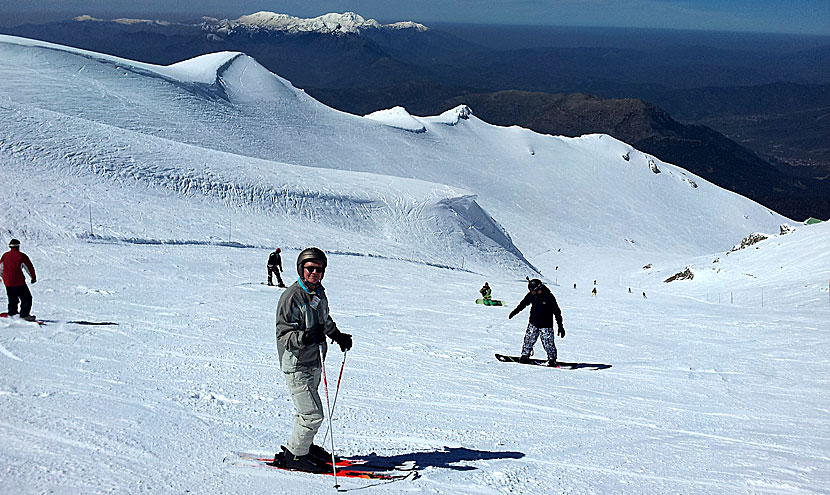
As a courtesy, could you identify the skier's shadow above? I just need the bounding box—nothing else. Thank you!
[352,446,524,472]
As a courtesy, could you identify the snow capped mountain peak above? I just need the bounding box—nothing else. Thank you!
[228,11,428,34]
[74,14,171,26]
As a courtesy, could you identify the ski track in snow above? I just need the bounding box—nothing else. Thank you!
[0,340,23,361]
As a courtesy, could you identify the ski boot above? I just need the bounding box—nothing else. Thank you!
[282,447,329,473]
[308,443,341,465]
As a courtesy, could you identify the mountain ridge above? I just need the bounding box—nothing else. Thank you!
[0,35,790,281]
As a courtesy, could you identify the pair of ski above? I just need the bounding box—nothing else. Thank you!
[0,312,117,326]
[0,312,45,325]
[224,450,418,481]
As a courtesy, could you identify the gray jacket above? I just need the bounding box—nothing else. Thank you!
[276,280,341,372]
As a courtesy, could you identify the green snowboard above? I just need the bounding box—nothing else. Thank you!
[476,298,505,306]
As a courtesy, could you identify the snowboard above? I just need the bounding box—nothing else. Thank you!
[495,354,612,370]
[0,312,45,325]
[495,353,552,366]
[476,299,505,306]
[224,451,418,480]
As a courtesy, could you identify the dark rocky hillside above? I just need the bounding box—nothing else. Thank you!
[648,83,830,176]
[433,91,830,221]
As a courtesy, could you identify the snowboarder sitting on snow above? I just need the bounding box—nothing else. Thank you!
[1,239,37,321]
[275,247,352,473]
[480,282,493,305]
[508,278,565,367]
[267,247,286,287]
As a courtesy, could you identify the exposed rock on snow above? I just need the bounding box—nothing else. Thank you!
[731,233,769,252]
[664,266,694,283]
[649,158,661,174]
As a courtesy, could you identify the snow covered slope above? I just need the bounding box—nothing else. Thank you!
[0,36,531,274]
[635,220,830,309]
[0,34,789,279]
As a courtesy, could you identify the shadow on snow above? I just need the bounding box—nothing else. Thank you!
[351,446,525,472]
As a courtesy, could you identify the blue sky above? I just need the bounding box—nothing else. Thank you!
[2,0,829,35]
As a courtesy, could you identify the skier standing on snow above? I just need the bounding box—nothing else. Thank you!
[275,247,352,473]
[1,239,37,321]
[267,247,286,287]
[508,278,565,367]
[479,282,493,305]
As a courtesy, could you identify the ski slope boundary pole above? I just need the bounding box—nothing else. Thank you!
[320,345,340,489]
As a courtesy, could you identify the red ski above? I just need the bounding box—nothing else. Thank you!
[0,312,45,325]
[223,452,418,480]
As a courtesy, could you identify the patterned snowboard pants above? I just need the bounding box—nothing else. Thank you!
[521,323,557,361]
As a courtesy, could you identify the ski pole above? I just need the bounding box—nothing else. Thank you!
[320,345,340,489]
[321,350,347,445]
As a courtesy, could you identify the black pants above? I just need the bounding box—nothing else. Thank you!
[268,266,284,286]
[6,284,32,317]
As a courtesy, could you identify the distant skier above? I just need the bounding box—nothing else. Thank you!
[275,247,352,473]
[267,248,286,287]
[479,282,493,305]
[0,239,37,321]
[508,279,565,367]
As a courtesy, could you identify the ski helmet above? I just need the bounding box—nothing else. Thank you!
[528,278,543,291]
[276,247,281,253]
[297,247,327,277]
[8,239,20,248]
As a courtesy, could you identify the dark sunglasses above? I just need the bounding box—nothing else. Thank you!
[304,265,324,274]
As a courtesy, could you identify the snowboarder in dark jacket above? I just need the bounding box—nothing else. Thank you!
[267,248,285,287]
[479,282,493,305]
[0,239,37,321]
[508,279,565,366]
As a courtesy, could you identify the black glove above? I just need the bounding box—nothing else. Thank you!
[302,323,325,346]
[331,332,352,352]
[508,309,518,319]
[558,326,566,338]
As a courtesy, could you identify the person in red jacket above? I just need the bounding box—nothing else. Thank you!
[0,239,37,321]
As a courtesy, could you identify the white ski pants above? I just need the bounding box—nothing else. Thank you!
[284,367,324,457]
